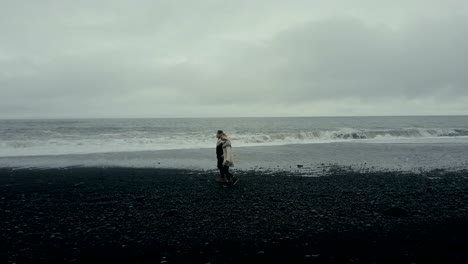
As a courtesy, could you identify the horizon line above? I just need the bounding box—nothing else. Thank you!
[1,114,468,120]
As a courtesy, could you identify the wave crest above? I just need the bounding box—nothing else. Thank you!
[1,127,467,157]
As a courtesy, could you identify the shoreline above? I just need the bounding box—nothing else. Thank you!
[2,142,468,172]
[1,167,468,263]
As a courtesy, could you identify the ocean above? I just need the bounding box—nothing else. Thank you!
[1,116,468,171]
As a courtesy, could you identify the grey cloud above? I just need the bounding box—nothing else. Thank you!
[154,16,468,106]
[1,1,468,118]
[270,16,468,100]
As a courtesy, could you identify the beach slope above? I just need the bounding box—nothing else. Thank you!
[1,167,467,263]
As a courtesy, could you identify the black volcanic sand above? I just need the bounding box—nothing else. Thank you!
[1,167,468,264]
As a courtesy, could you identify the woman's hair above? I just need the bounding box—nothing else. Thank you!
[217,130,228,140]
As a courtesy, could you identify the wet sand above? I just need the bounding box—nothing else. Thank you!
[1,167,467,263]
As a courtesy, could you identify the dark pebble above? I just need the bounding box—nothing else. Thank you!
[1,167,468,263]
[382,207,410,217]
[162,209,178,217]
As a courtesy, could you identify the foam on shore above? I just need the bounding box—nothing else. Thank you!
[1,142,468,173]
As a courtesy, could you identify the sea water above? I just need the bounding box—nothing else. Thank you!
[1,116,468,171]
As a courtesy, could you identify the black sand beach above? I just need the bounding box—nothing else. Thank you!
[1,167,467,263]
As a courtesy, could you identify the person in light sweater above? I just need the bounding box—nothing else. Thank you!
[216,130,238,186]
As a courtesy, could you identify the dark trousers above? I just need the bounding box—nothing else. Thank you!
[217,158,233,180]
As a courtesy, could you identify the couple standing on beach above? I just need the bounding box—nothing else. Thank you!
[216,130,238,187]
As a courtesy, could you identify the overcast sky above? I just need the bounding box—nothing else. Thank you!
[1,0,467,118]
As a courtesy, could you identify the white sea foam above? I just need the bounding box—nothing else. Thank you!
[1,127,467,157]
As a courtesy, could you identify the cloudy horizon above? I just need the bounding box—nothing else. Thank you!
[1,0,468,118]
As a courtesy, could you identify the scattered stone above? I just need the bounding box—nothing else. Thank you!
[25,233,43,240]
[162,209,178,217]
[382,207,409,217]
[2,166,468,262]
[73,182,85,188]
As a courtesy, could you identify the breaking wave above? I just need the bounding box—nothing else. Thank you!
[237,128,468,144]
[1,127,467,157]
